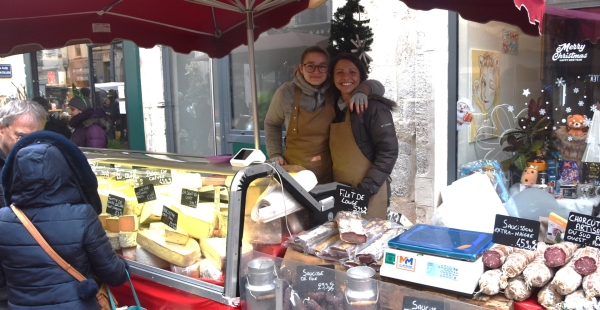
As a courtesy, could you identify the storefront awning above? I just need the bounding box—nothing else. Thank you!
[399,0,545,36]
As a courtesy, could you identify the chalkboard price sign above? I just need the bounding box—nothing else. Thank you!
[295,265,335,293]
[160,205,178,230]
[91,162,111,177]
[134,184,157,203]
[114,168,133,181]
[564,212,600,248]
[402,296,444,310]
[106,194,125,216]
[334,185,369,214]
[181,189,199,208]
[492,215,540,251]
[134,168,172,187]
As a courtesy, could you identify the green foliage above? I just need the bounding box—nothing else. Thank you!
[500,117,556,171]
[327,0,374,72]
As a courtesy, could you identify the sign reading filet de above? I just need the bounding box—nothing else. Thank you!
[0,65,11,78]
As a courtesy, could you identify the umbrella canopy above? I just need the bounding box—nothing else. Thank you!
[398,0,545,36]
[0,0,309,58]
[0,0,311,149]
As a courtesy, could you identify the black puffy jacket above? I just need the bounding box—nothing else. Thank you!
[333,95,399,197]
[0,131,127,309]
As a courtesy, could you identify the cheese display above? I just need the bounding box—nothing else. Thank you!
[135,245,170,269]
[136,230,200,267]
[118,215,139,232]
[107,232,120,250]
[118,231,138,248]
[169,205,216,239]
[106,217,120,233]
[98,213,110,230]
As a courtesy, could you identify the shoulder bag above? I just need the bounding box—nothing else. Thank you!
[11,204,113,310]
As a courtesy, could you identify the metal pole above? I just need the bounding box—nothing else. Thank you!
[209,58,217,155]
[245,5,260,150]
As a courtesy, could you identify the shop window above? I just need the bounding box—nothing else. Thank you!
[229,2,331,132]
[456,7,600,197]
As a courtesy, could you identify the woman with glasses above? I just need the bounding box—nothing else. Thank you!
[264,46,384,184]
[329,53,398,219]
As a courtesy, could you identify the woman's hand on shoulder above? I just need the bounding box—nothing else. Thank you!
[349,92,368,115]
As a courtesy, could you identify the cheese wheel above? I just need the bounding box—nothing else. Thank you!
[106,217,120,233]
[118,215,139,232]
[135,245,170,269]
[107,232,120,250]
[118,231,138,248]
[149,222,168,231]
[165,227,189,245]
[98,213,110,230]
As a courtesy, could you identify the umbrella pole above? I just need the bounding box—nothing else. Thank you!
[246,9,261,150]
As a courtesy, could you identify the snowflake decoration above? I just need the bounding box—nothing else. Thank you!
[566,107,572,113]
[579,101,585,107]
[507,106,514,112]
[556,77,566,87]
[539,109,546,115]
[553,126,557,130]
[350,35,373,64]
[568,136,573,142]
[585,118,592,127]
[522,89,530,97]
[531,116,536,121]
[592,105,598,112]
[574,88,579,93]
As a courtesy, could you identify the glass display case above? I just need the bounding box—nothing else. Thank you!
[82,148,250,305]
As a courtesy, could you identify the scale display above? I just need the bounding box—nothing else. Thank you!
[388,224,493,261]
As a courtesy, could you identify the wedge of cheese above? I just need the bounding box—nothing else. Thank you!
[149,222,168,231]
[165,227,189,245]
[168,205,216,240]
[139,200,165,224]
[118,215,139,232]
[136,230,199,267]
[217,211,228,238]
[200,238,253,271]
[118,231,138,248]
[135,245,170,269]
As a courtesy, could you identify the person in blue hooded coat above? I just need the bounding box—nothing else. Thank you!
[0,131,127,309]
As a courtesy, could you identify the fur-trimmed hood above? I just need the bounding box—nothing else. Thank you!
[368,94,398,111]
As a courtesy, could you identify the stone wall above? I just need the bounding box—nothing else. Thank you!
[139,46,167,152]
[338,0,449,223]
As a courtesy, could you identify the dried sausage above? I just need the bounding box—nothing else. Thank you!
[478,269,503,295]
[538,284,564,308]
[573,247,600,276]
[504,276,532,301]
[483,244,515,269]
[544,242,578,268]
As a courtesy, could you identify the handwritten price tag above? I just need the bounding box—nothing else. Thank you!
[317,281,335,292]
[334,185,369,214]
[295,265,335,294]
[493,215,540,251]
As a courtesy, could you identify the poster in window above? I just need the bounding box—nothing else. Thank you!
[502,29,519,55]
[470,49,501,142]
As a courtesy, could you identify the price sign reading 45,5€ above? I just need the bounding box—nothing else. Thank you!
[493,214,540,251]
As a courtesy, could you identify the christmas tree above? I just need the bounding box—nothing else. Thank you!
[327,0,374,72]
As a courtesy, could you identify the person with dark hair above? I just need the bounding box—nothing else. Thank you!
[329,53,398,220]
[264,46,385,184]
[68,96,109,148]
[0,131,128,309]
[31,96,72,139]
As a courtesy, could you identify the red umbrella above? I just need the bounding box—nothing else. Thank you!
[0,0,311,149]
[398,0,545,36]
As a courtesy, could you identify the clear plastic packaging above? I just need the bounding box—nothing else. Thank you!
[460,159,509,203]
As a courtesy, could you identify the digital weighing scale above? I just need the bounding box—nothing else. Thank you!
[380,224,494,296]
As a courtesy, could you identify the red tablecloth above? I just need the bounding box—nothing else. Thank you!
[513,297,544,310]
[110,274,239,310]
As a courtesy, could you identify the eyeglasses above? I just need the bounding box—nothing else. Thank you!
[303,63,328,73]
[5,126,27,141]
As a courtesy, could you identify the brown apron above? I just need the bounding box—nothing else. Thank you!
[330,109,388,220]
[283,87,335,184]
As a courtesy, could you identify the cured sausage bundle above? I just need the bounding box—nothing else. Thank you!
[483,244,515,269]
[478,269,503,296]
[537,283,564,308]
[544,242,579,268]
[549,253,583,295]
[522,244,555,288]
[582,268,600,300]
[502,242,547,279]
[504,276,532,301]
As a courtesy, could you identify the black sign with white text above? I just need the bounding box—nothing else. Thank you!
[295,264,335,293]
[106,194,125,216]
[160,205,178,230]
[134,184,157,203]
[181,188,199,208]
[334,185,369,214]
[402,297,444,310]
[493,215,539,251]
[564,212,600,248]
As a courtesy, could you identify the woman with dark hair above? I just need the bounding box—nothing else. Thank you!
[0,131,128,309]
[329,53,399,219]
[264,46,385,183]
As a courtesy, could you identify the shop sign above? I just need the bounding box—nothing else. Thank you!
[181,188,199,208]
[492,215,540,251]
[402,296,444,310]
[564,212,600,248]
[334,184,369,215]
[552,43,587,62]
[295,264,335,293]
[0,64,11,78]
[160,205,178,230]
[106,194,125,216]
[134,184,157,203]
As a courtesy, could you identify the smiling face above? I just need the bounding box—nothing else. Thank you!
[333,59,361,101]
[299,52,328,87]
